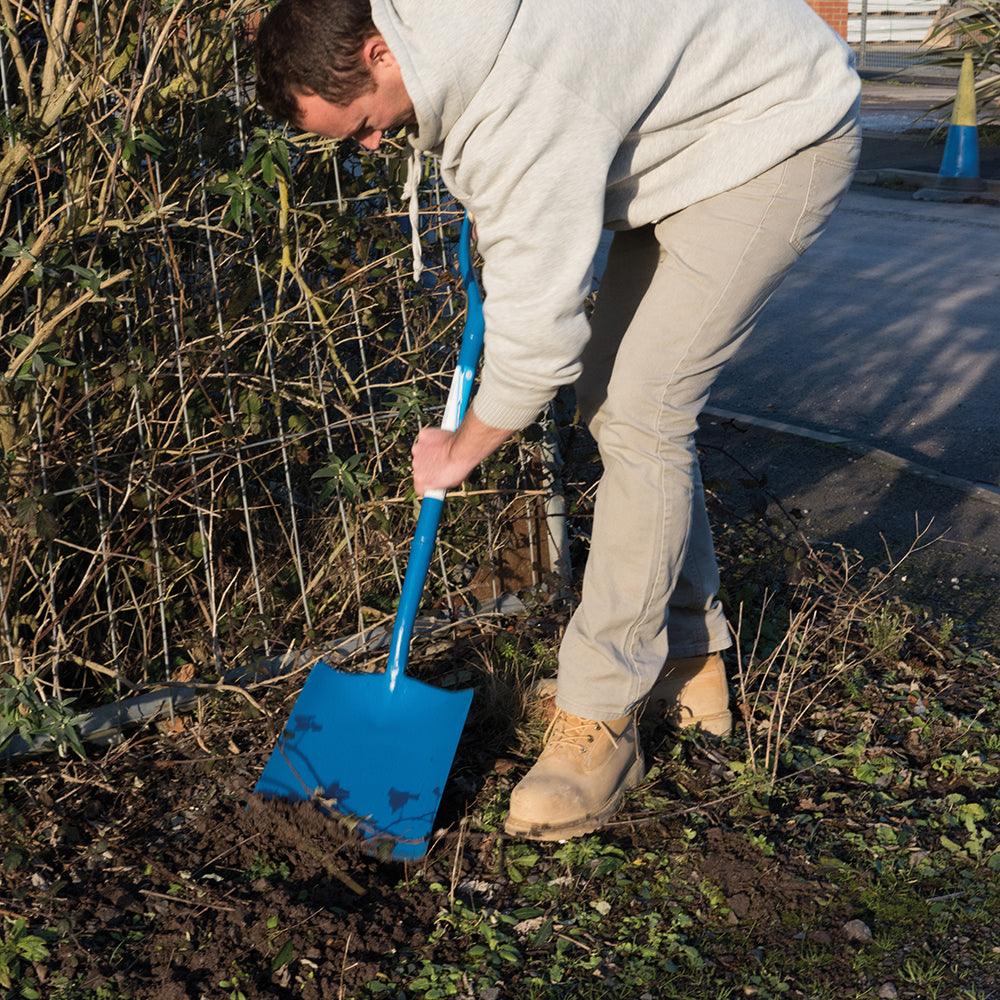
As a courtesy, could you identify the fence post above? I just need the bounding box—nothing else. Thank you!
[859,0,869,70]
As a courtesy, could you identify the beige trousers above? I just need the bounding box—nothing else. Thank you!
[556,123,861,721]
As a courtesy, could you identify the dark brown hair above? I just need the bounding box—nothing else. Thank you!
[255,0,378,124]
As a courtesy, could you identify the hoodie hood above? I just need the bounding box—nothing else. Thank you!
[371,0,520,153]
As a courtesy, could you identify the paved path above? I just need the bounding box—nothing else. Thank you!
[697,413,1000,648]
[710,187,1000,488]
[860,81,952,134]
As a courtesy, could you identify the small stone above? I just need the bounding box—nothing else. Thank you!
[456,878,496,902]
[513,916,545,937]
[878,984,898,999]
[727,893,751,919]
[808,929,833,945]
[480,988,501,1000]
[842,919,873,944]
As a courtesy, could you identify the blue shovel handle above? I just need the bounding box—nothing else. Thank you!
[385,214,485,691]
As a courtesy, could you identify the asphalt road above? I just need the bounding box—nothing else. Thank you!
[710,187,1000,488]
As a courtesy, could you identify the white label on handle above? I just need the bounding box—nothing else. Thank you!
[441,366,468,432]
[424,365,471,502]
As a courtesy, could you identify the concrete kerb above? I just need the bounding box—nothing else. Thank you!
[854,167,1000,198]
[859,67,959,87]
[703,405,1000,509]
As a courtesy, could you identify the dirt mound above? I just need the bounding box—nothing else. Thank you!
[698,826,822,926]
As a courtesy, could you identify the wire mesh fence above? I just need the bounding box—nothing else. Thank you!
[850,0,947,72]
[0,0,570,727]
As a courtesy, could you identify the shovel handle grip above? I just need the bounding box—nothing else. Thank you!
[386,214,485,691]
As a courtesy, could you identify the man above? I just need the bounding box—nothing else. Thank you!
[256,0,861,842]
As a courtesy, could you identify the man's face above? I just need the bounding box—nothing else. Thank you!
[294,35,415,151]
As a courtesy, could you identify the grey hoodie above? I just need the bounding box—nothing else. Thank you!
[371,0,861,431]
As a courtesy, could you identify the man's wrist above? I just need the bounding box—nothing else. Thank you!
[449,410,514,471]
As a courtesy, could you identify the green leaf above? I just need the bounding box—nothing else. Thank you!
[261,151,275,187]
[271,939,294,971]
[135,132,164,156]
[17,934,50,962]
[272,138,291,179]
[498,944,521,963]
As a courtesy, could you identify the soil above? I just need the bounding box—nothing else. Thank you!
[0,673,847,1000]
[7,719,460,998]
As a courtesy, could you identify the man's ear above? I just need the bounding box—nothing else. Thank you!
[360,34,390,71]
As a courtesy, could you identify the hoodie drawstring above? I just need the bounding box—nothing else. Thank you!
[402,146,424,282]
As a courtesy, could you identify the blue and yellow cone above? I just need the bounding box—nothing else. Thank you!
[938,53,982,186]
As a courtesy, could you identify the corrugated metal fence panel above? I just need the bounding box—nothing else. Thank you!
[848,0,942,12]
[848,17,935,42]
[847,0,945,44]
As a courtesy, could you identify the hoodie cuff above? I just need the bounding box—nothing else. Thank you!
[471,389,550,433]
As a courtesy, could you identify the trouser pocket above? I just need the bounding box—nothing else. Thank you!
[788,131,860,257]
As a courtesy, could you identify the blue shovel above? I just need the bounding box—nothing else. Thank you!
[255,214,484,861]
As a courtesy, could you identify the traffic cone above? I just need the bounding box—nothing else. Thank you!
[938,53,982,188]
[914,53,987,201]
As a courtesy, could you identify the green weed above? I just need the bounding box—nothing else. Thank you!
[0,918,49,997]
[244,853,291,881]
[864,606,910,662]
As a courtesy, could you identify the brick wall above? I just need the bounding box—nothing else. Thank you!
[806,0,848,38]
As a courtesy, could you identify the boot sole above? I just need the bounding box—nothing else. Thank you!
[503,753,646,842]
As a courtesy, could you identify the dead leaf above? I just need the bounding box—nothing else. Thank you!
[174,663,196,682]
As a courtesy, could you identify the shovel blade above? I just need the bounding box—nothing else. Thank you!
[254,662,473,861]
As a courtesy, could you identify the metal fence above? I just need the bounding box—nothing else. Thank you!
[850,0,948,72]
[0,1,570,717]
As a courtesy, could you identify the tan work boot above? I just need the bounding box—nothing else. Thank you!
[647,653,732,736]
[504,708,644,841]
[532,652,732,737]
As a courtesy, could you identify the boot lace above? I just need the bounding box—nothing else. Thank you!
[542,710,613,756]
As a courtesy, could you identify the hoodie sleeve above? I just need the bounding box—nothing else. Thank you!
[448,57,624,432]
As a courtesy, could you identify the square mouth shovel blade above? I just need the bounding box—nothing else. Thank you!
[255,664,473,861]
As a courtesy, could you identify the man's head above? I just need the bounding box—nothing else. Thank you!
[255,0,415,150]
